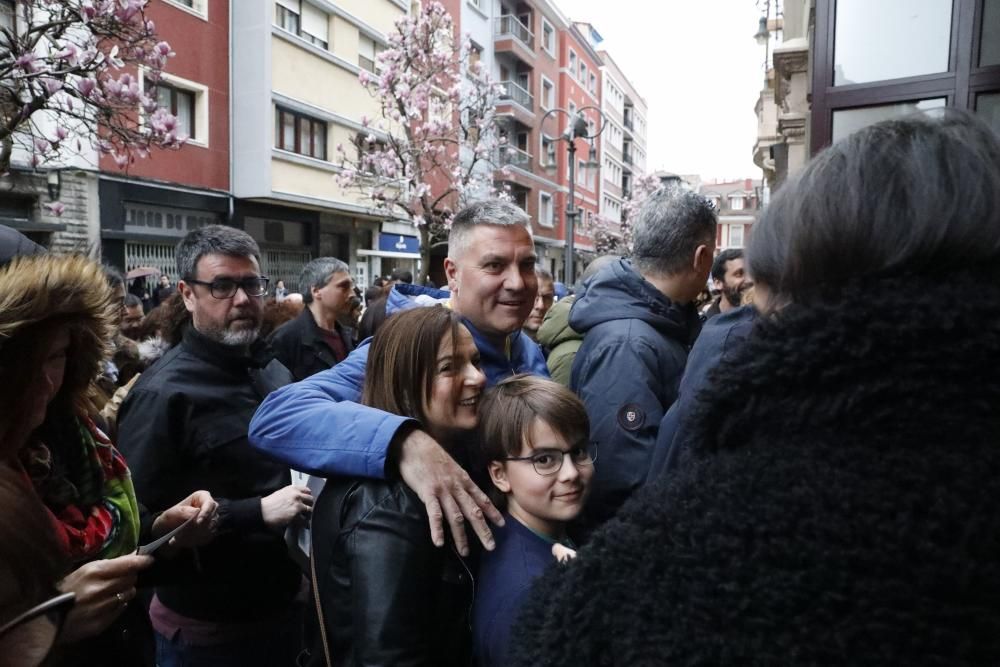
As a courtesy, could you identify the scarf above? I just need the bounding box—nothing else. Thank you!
[20,414,140,563]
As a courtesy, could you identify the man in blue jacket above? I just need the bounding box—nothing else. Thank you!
[249,200,548,555]
[570,190,716,533]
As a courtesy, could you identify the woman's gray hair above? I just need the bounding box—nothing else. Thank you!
[299,257,350,304]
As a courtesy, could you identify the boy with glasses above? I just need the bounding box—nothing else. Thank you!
[473,374,595,667]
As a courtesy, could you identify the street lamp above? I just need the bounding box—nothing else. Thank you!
[540,105,607,285]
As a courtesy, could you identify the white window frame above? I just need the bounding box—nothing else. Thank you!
[729,194,745,210]
[142,70,210,146]
[580,61,587,84]
[540,74,554,110]
[541,18,555,56]
[538,191,554,227]
[163,0,208,20]
[568,49,577,75]
[359,34,378,73]
[729,224,745,247]
[540,134,554,167]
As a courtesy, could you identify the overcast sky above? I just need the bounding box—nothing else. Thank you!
[563,0,766,182]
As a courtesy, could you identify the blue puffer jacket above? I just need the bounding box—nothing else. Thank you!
[569,259,700,532]
[248,283,549,477]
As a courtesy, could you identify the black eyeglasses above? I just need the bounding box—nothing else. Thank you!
[185,276,269,299]
[0,592,75,667]
[503,444,597,476]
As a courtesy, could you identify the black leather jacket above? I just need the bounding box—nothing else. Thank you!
[311,477,474,667]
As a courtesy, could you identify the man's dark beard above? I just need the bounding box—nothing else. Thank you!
[723,284,744,307]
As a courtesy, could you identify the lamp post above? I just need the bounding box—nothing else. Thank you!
[541,105,607,286]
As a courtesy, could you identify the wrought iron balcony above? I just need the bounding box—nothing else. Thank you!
[495,14,534,50]
[498,80,534,111]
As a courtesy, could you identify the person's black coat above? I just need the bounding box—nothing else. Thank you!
[510,269,1000,666]
[117,327,301,622]
[269,307,354,381]
[647,305,756,481]
[310,477,474,667]
[568,258,700,532]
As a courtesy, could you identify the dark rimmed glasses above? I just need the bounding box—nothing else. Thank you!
[0,592,75,667]
[503,444,597,476]
[185,276,270,299]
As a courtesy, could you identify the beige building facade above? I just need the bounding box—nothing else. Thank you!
[232,0,414,288]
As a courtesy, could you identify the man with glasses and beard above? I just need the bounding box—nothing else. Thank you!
[117,226,313,667]
[704,248,752,320]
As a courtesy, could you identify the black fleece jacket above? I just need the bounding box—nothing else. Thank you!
[511,269,1000,666]
[117,327,300,622]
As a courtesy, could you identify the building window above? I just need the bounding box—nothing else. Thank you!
[541,135,554,167]
[580,62,588,84]
[541,19,554,55]
[729,224,745,247]
[728,195,744,210]
[468,42,482,75]
[0,0,15,32]
[541,77,554,109]
[589,72,597,93]
[569,50,577,75]
[275,1,300,35]
[577,159,586,186]
[151,81,196,139]
[539,192,553,227]
[831,98,946,143]
[276,1,329,50]
[300,2,329,49]
[833,0,951,86]
[275,107,327,160]
[359,35,378,73]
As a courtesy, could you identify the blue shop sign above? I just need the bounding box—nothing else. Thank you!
[378,233,420,253]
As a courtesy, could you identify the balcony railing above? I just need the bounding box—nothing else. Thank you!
[495,14,534,50]
[499,145,532,168]
[498,80,534,111]
[622,149,634,166]
[623,116,634,131]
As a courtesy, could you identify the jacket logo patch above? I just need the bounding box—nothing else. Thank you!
[617,404,645,431]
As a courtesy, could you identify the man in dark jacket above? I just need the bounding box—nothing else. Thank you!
[570,190,715,532]
[703,248,750,320]
[117,225,313,667]
[269,257,354,380]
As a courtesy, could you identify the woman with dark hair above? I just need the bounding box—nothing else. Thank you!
[508,110,1000,665]
[310,305,486,666]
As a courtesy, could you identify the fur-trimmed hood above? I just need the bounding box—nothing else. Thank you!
[0,253,116,413]
[510,267,1000,666]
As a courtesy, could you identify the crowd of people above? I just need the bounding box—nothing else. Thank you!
[1,109,999,667]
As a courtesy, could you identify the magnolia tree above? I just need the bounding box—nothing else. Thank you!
[334,1,508,281]
[584,172,663,255]
[0,0,183,212]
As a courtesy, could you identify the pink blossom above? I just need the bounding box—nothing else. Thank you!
[45,202,66,216]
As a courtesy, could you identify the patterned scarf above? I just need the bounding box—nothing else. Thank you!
[19,415,140,563]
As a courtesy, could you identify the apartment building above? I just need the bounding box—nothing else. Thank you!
[701,178,761,250]
[588,38,648,238]
[99,0,232,276]
[232,0,411,288]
